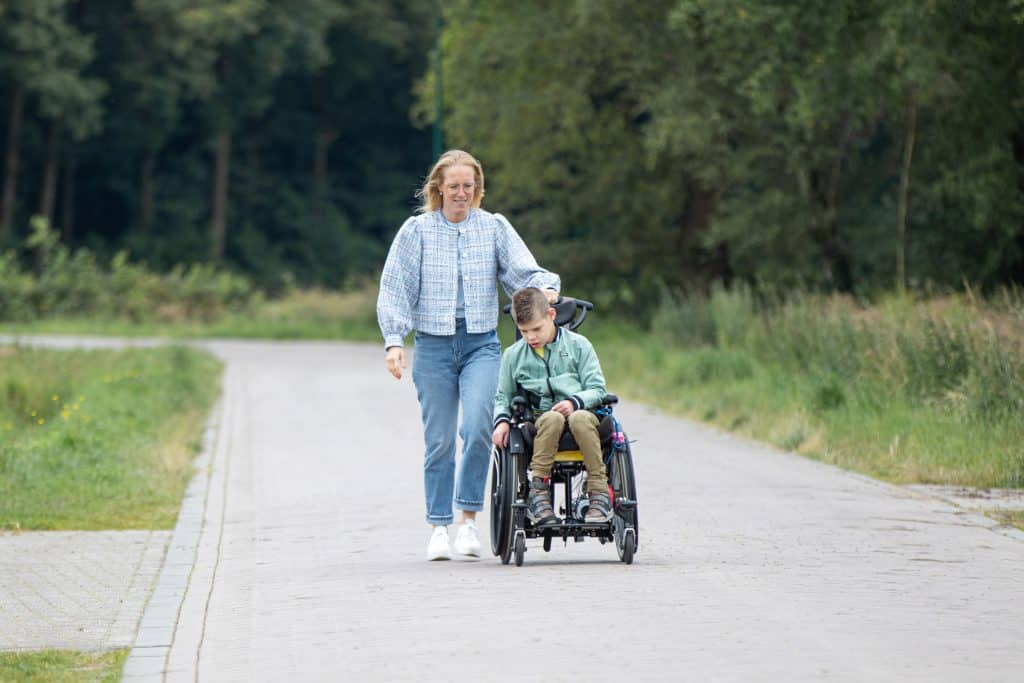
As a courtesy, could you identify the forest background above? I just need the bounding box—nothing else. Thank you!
[1,0,1022,304]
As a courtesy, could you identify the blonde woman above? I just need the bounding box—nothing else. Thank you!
[378,150,559,560]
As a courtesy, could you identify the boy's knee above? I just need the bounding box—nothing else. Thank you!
[536,411,565,432]
[540,409,565,436]
[568,410,597,430]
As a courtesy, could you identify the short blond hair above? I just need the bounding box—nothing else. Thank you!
[416,149,486,213]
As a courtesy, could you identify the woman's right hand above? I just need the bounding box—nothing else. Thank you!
[385,346,406,380]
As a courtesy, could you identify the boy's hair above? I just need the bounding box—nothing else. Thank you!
[512,287,550,325]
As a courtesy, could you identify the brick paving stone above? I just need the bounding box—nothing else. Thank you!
[0,530,170,651]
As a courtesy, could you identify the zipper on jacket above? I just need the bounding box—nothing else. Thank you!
[541,353,555,401]
[541,327,559,401]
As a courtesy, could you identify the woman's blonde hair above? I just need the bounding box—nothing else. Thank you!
[417,149,486,213]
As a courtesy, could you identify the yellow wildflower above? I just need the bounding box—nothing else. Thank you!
[37,418,44,425]
[52,394,60,401]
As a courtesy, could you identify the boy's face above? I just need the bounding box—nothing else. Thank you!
[517,306,557,349]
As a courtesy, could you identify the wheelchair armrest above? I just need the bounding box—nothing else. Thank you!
[601,393,619,406]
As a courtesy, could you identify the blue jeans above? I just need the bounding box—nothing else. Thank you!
[412,319,501,525]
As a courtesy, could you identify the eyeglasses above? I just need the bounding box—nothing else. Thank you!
[443,183,476,194]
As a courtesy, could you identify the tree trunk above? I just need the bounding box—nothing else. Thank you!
[39,119,62,227]
[140,151,156,233]
[313,127,339,217]
[1,85,25,239]
[211,130,231,260]
[679,179,721,280]
[61,155,76,242]
[897,100,917,293]
[824,121,854,292]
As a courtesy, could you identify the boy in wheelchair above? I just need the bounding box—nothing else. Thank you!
[491,287,613,525]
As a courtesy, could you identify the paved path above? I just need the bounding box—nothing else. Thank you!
[4,336,1024,681]
[0,531,169,651]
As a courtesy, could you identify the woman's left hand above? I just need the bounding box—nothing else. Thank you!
[545,290,559,304]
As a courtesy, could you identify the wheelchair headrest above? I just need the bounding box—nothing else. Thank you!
[503,296,594,332]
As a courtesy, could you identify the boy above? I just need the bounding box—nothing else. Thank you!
[492,287,612,525]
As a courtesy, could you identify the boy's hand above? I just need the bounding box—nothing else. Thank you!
[385,346,406,380]
[551,400,575,417]
[492,422,510,448]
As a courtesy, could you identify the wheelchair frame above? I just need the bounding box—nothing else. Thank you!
[489,297,639,566]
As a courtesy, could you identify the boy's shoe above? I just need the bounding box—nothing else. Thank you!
[585,490,613,523]
[426,526,451,561]
[453,519,482,557]
[527,477,560,526]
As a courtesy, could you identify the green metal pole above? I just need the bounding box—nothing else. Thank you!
[433,0,443,159]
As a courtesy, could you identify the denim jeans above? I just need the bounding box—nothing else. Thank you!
[413,319,501,525]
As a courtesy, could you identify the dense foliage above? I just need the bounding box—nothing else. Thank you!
[431,1,1024,301]
[1,1,1022,302]
[0,0,431,290]
[0,218,252,321]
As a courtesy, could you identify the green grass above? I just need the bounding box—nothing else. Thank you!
[0,345,221,530]
[0,287,380,341]
[990,509,1024,529]
[0,649,127,682]
[586,288,1024,490]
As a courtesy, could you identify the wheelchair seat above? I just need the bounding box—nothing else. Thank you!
[519,413,615,461]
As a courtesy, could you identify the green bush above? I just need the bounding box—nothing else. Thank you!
[0,217,254,324]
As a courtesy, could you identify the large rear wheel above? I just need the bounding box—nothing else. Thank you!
[611,436,639,562]
[497,450,519,565]
[490,447,512,560]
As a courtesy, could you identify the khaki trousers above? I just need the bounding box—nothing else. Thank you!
[531,410,608,492]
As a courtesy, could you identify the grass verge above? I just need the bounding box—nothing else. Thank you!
[0,287,380,341]
[0,345,221,530]
[586,286,1024,492]
[0,649,127,682]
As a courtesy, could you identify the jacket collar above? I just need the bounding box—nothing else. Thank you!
[545,325,563,348]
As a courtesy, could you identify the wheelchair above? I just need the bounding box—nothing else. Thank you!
[489,297,639,566]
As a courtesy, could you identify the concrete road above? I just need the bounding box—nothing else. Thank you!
[7,336,1024,681]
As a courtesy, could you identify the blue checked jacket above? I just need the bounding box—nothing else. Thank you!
[377,209,560,348]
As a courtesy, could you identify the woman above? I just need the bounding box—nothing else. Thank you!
[377,150,560,561]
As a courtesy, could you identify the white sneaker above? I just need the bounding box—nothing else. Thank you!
[453,520,481,557]
[427,526,451,561]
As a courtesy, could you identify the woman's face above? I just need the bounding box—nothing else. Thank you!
[440,164,476,220]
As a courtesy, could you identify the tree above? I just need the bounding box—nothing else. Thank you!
[0,0,103,239]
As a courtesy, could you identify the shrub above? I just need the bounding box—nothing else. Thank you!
[0,217,255,324]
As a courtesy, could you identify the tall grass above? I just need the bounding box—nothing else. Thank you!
[593,284,1024,488]
[0,345,222,529]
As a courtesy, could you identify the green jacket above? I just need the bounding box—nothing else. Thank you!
[493,326,607,425]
